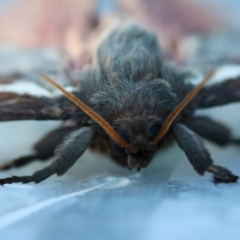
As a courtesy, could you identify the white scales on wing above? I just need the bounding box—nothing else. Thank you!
[184,65,240,86]
[0,80,78,97]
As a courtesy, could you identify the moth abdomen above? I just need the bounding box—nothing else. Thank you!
[97,21,163,82]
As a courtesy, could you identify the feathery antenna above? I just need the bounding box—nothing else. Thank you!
[41,74,129,148]
[153,69,216,143]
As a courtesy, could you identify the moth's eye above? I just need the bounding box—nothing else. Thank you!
[109,129,129,156]
[148,125,164,148]
[148,125,161,140]
[116,129,129,142]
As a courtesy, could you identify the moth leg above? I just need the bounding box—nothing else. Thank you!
[0,155,38,170]
[184,116,240,146]
[198,76,240,108]
[173,123,238,183]
[0,127,95,185]
[0,127,77,170]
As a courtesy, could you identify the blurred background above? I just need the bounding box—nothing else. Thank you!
[0,1,240,240]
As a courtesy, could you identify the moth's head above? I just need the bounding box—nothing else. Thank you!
[99,78,177,169]
[109,117,164,169]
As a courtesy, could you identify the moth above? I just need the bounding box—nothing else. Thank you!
[0,21,240,185]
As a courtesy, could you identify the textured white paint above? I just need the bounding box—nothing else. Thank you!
[0,81,51,97]
[185,65,240,87]
[206,65,240,86]
[0,80,79,98]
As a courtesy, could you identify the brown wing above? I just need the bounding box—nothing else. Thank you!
[0,91,82,121]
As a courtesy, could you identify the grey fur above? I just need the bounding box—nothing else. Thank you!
[173,123,213,174]
[34,127,78,160]
[0,21,239,184]
[0,126,95,184]
[97,21,163,81]
[55,126,95,175]
[173,123,238,182]
[0,127,77,170]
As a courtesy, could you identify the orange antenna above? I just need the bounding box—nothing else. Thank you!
[153,69,216,143]
[41,74,129,148]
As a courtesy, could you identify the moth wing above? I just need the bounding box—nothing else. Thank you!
[0,74,81,122]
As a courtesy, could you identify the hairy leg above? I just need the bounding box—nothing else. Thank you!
[173,123,238,183]
[0,127,77,170]
[184,116,240,146]
[0,126,95,185]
